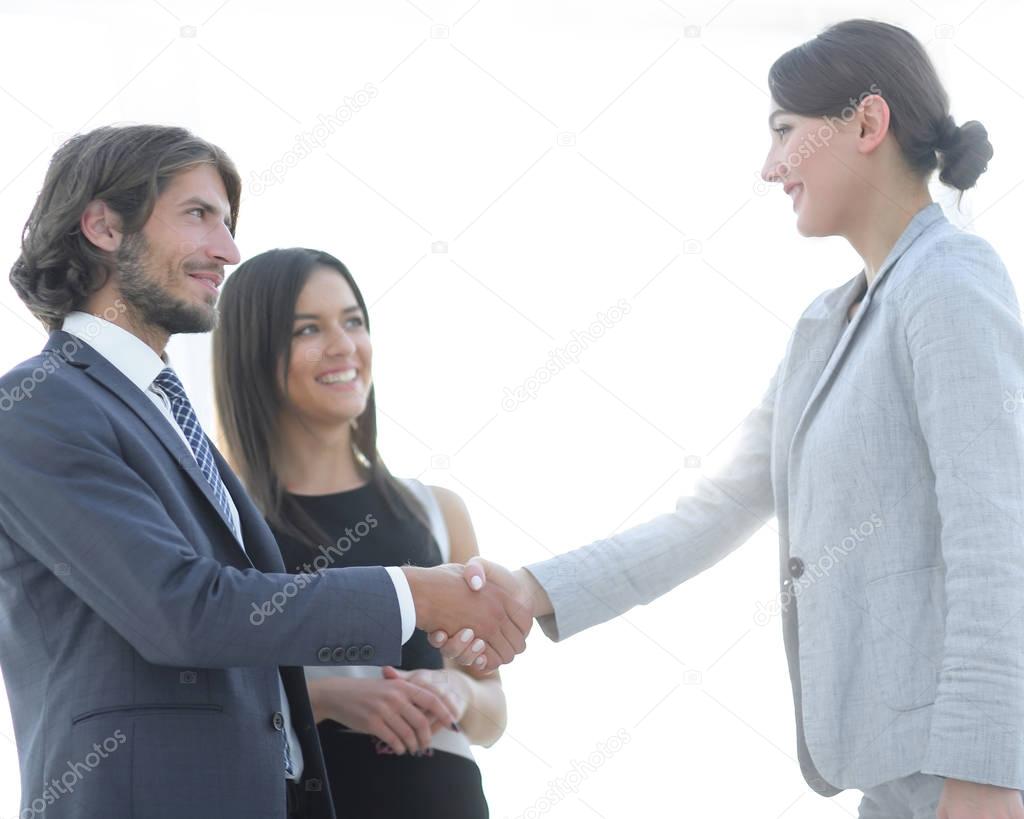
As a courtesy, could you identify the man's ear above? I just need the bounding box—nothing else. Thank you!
[855,94,891,155]
[80,200,124,252]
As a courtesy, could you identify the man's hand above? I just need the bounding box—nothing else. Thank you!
[937,778,1024,818]
[402,562,532,671]
[426,558,546,668]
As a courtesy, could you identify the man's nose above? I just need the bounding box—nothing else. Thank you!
[207,221,240,266]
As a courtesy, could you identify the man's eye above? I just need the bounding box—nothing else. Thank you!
[188,208,204,217]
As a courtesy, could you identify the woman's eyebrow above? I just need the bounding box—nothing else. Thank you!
[292,306,363,320]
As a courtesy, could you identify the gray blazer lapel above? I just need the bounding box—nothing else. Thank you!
[786,203,947,460]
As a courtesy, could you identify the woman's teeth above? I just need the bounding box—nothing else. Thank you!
[316,369,357,384]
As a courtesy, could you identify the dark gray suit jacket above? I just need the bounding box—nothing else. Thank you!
[0,331,403,818]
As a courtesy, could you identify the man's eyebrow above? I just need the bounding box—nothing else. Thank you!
[293,306,364,320]
[180,196,231,227]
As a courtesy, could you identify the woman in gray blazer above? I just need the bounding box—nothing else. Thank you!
[435,18,1022,819]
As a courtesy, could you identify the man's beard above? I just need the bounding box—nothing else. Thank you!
[116,232,218,335]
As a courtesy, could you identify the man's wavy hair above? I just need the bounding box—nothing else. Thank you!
[10,124,242,332]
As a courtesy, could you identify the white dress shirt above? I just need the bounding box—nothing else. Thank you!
[61,310,417,781]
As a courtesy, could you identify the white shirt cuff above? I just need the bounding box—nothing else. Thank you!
[384,566,416,644]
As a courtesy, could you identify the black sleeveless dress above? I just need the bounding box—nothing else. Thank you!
[269,481,490,819]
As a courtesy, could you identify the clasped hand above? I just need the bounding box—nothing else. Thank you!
[404,557,533,672]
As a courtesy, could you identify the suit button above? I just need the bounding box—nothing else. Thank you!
[331,647,346,662]
[271,711,285,731]
[359,644,374,661]
[305,778,322,792]
[317,646,332,662]
[788,557,805,578]
[345,645,361,662]
[782,578,792,588]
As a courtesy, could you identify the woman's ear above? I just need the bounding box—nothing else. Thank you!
[855,94,891,155]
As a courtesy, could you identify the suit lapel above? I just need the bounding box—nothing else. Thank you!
[47,331,250,562]
[783,203,947,463]
[769,203,948,546]
[209,441,287,573]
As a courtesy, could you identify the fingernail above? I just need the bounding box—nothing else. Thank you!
[471,639,484,652]
[460,629,473,643]
[475,656,486,668]
[470,575,483,590]
[432,631,446,643]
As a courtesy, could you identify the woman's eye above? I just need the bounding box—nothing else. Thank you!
[774,126,790,138]
[294,324,317,336]
[346,317,365,329]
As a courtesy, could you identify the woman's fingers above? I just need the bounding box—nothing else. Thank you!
[370,714,408,755]
[463,559,486,591]
[438,627,477,662]
[397,697,434,751]
[406,680,457,728]
[429,630,448,647]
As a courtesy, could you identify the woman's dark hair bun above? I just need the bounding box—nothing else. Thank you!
[937,118,993,191]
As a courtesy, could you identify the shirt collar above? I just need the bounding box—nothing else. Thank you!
[61,310,171,392]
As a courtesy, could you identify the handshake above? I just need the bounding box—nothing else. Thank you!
[400,559,552,672]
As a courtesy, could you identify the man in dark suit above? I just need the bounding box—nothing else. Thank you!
[0,124,530,819]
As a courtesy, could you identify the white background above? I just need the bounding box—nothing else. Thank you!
[1,0,1022,816]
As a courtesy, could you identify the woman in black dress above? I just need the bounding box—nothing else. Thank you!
[211,247,506,818]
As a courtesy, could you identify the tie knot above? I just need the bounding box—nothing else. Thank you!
[153,367,187,402]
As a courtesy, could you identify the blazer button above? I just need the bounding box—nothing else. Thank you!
[305,778,322,792]
[345,645,361,662]
[271,711,285,731]
[788,557,805,578]
[331,647,346,662]
[317,646,332,662]
[359,645,374,661]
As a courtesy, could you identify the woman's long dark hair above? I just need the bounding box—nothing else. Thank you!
[768,19,993,193]
[212,247,430,551]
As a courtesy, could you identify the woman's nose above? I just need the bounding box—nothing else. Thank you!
[761,155,781,183]
[325,328,356,356]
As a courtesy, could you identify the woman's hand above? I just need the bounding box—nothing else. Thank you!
[382,665,469,730]
[307,675,458,756]
[937,778,1024,818]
